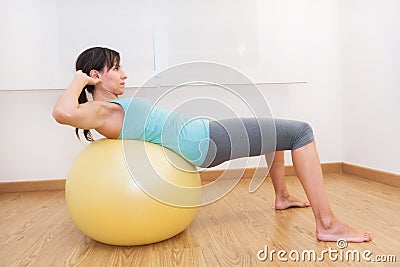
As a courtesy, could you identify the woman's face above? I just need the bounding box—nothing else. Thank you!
[98,61,128,95]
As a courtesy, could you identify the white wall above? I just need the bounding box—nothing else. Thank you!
[0,90,86,181]
[0,0,154,89]
[2,0,398,182]
[340,0,400,174]
[152,0,309,83]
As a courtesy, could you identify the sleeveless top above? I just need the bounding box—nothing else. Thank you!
[108,97,210,166]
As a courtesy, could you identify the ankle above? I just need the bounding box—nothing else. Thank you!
[317,215,337,230]
[275,191,290,200]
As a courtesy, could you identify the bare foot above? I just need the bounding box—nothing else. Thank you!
[316,218,372,243]
[275,195,310,210]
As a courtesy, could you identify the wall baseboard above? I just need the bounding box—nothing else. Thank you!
[342,163,400,188]
[1,162,398,193]
[199,162,343,181]
[0,179,66,193]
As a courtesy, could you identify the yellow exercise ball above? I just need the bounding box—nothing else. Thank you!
[65,139,202,246]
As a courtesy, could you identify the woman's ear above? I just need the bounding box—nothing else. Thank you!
[89,69,99,79]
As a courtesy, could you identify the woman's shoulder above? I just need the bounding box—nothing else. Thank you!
[108,97,150,104]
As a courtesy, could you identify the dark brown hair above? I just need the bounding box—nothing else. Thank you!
[74,47,120,141]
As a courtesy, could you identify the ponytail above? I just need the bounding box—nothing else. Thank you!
[75,88,94,142]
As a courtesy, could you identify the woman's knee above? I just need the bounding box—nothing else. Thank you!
[275,119,315,151]
[292,121,314,150]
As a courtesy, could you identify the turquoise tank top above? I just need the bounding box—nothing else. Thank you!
[108,97,210,166]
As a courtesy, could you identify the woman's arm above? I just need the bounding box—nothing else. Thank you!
[52,70,105,129]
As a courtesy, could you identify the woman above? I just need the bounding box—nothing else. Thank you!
[53,47,371,243]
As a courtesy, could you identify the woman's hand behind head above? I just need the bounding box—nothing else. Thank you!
[75,70,102,87]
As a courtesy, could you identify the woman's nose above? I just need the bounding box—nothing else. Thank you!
[121,70,128,80]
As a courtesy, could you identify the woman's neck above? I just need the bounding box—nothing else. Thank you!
[93,88,118,101]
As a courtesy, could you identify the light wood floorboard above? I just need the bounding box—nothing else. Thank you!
[1,173,399,266]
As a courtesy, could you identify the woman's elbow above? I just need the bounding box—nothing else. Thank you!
[52,107,73,125]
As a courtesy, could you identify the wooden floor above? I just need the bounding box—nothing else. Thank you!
[1,173,399,266]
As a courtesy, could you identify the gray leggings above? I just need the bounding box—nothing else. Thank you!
[200,118,314,168]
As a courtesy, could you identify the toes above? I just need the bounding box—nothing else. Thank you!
[364,232,372,241]
[297,201,309,208]
[299,202,310,207]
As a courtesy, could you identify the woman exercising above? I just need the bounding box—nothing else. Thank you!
[53,47,371,243]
